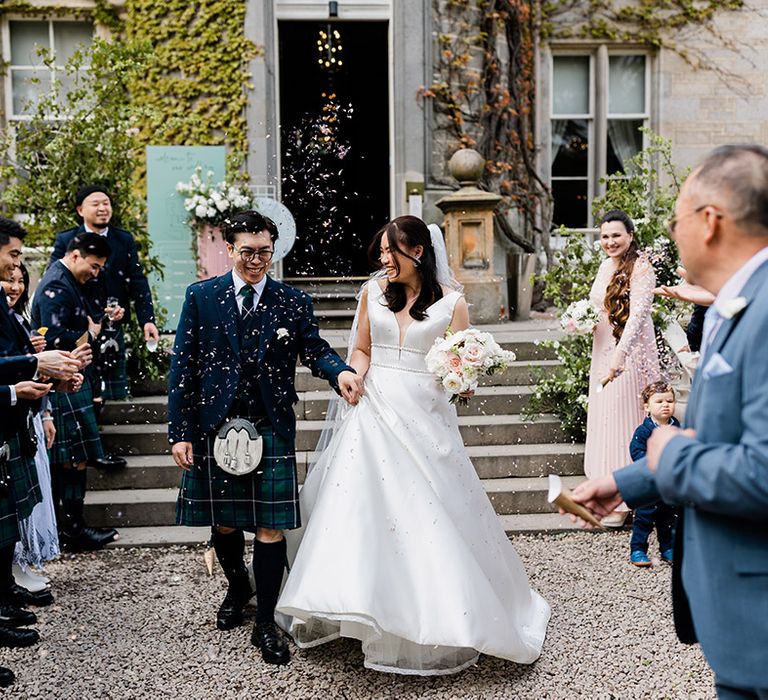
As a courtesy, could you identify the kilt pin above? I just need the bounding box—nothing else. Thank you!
[169,272,352,532]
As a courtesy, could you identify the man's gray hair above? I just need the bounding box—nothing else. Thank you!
[694,144,768,236]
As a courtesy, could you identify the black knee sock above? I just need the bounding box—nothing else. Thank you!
[211,529,249,592]
[253,538,287,624]
[59,468,87,531]
[0,544,15,592]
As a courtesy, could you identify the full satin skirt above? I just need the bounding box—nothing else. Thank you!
[276,364,550,675]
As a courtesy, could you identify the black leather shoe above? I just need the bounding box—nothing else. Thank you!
[0,624,38,647]
[89,454,127,471]
[216,587,253,631]
[60,526,118,552]
[4,584,53,608]
[0,666,14,687]
[251,621,290,665]
[0,601,37,627]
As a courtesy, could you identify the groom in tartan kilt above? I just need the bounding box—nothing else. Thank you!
[169,211,362,665]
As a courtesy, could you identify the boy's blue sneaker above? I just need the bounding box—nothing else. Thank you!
[660,548,674,563]
[630,550,652,567]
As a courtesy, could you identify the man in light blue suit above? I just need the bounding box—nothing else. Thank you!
[570,145,768,699]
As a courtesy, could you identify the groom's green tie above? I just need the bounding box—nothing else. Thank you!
[240,284,255,320]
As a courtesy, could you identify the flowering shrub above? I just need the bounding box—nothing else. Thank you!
[176,167,254,228]
[526,132,687,439]
[426,328,516,404]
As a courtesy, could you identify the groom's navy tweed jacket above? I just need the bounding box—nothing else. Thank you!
[168,272,350,443]
[614,258,768,689]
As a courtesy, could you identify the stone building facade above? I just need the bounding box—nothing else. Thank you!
[2,0,767,295]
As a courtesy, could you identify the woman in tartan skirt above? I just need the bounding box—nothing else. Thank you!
[169,211,362,666]
[31,232,122,552]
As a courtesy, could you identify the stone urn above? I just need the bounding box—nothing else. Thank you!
[197,223,233,280]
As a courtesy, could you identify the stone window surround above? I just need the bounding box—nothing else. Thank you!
[540,44,656,230]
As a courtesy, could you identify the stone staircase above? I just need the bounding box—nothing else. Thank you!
[88,314,584,547]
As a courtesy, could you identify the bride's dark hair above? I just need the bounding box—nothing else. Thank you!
[368,215,443,321]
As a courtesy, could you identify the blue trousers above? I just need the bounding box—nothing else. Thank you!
[630,502,677,552]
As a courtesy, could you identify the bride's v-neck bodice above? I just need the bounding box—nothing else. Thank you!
[367,280,460,374]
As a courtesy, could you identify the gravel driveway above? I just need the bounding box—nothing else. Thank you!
[0,532,714,699]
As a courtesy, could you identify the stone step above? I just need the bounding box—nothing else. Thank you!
[107,513,586,547]
[88,442,585,491]
[100,413,571,456]
[314,308,357,329]
[86,475,584,528]
[101,385,542,425]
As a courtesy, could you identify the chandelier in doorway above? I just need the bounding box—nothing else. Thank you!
[317,26,343,71]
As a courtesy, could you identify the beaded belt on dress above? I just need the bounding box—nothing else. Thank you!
[370,343,432,374]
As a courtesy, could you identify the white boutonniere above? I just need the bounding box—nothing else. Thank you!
[276,327,289,339]
[718,296,748,319]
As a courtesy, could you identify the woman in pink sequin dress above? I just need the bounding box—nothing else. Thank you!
[584,210,661,527]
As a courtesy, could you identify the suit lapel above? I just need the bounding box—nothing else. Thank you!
[214,272,240,356]
[257,276,280,363]
[687,258,768,424]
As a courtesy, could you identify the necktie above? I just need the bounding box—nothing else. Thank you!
[240,285,255,320]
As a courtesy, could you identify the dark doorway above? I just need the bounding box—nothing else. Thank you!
[278,20,390,279]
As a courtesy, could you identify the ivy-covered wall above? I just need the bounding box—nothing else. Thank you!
[125,0,261,166]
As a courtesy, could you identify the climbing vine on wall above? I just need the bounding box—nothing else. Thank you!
[541,1,747,86]
[424,0,749,258]
[424,0,551,257]
[125,0,261,167]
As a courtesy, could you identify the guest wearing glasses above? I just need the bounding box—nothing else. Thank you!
[169,210,363,665]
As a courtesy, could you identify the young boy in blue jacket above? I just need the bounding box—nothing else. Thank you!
[628,382,680,567]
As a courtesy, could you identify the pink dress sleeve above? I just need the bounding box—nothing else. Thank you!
[615,255,656,358]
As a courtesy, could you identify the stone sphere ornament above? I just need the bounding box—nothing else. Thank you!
[448,149,485,187]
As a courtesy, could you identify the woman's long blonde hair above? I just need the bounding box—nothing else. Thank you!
[601,210,640,343]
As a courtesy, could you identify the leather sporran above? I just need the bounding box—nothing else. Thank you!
[213,418,264,477]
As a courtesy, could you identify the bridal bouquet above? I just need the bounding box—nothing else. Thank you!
[425,328,516,404]
[560,299,600,336]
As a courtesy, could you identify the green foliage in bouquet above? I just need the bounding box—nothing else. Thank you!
[527,131,688,440]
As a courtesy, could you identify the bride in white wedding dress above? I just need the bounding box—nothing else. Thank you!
[276,216,550,675]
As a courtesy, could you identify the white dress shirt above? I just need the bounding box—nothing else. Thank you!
[231,268,267,314]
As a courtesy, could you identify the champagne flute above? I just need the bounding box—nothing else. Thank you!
[105,296,119,328]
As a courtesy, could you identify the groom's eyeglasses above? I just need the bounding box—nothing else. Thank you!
[232,246,274,263]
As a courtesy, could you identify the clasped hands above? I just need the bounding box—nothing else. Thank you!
[563,425,696,528]
[338,370,365,406]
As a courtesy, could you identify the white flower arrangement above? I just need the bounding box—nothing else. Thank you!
[176,166,254,228]
[425,328,516,405]
[560,299,600,336]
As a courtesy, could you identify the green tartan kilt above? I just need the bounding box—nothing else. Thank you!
[0,435,42,549]
[48,379,104,467]
[176,423,300,531]
[101,325,128,401]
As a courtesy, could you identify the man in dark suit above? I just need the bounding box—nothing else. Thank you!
[570,145,768,699]
[169,210,362,665]
[50,184,158,405]
[0,218,83,686]
[33,232,122,552]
